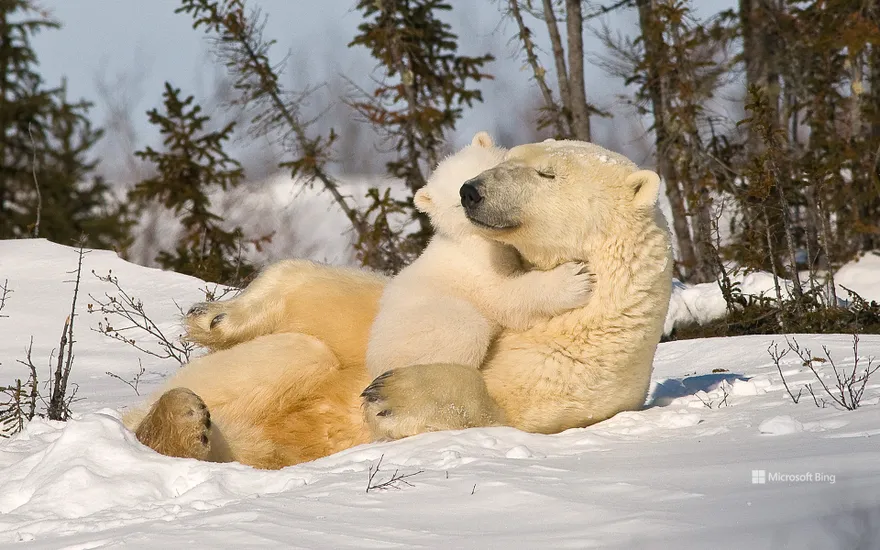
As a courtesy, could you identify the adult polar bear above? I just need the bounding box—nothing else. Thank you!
[124,139,672,468]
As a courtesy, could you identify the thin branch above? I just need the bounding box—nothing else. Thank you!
[27,123,41,238]
[177,1,368,240]
[366,454,424,493]
[89,270,195,365]
[0,279,10,318]
[105,359,146,396]
[48,241,87,421]
[768,341,802,404]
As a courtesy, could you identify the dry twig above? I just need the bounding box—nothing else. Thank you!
[366,454,424,493]
[89,270,195,365]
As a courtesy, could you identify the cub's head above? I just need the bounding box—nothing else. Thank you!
[414,132,506,240]
[459,139,662,266]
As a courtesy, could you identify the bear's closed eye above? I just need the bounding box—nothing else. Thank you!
[536,170,555,179]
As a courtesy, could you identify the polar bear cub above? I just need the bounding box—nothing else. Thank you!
[365,132,593,379]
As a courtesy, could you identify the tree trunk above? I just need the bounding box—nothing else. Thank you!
[564,0,591,141]
[542,0,572,135]
[0,9,8,234]
[636,0,699,278]
[739,0,781,154]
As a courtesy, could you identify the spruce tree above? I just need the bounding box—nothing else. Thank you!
[0,1,128,248]
[132,82,256,284]
[349,0,493,272]
[38,82,131,250]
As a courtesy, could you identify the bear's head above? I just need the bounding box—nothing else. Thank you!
[459,139,663,267]
[414,132,506,240]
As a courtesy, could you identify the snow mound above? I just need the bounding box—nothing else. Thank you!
[835,251,880,302]
[0,412,308,518]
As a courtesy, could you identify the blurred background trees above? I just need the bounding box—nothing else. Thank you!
[2,0,879,295]
[0,1,129,249]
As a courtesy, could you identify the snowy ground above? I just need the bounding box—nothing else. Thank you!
[1,239,879,549]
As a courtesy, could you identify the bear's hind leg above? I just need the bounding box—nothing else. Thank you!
[134,387,217,461]
[184,259,322,350]
[361,363,505,441]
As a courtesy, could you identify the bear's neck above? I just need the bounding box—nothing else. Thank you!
[523,212,673,325]
[588,212,673,333]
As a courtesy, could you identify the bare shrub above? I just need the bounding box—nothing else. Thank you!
[769,335,879,410]
[1,243,88,433]
[0,279,11,319]
[45,244,87,421]
[0,337,38,437]
[88,270,196,365]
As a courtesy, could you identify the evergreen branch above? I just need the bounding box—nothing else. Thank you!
[176,0,368,239]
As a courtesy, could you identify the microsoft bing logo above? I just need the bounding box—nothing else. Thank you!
[750,469,835,484]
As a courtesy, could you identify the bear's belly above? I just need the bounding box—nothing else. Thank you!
[481,330,653,433]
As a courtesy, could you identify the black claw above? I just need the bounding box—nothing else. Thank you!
[360,370,394,401]
[361,386,382,402]
[210,313,226,329]
[187,303,209,316]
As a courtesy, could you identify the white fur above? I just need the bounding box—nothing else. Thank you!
[365,133,593,378]
[362,139,674,440]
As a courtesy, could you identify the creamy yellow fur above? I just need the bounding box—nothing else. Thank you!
[184,259,385,366]
[124,261,382,469]
[124,139,672,467]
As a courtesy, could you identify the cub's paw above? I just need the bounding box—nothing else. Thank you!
[544,261,594,311]
[135,387,212,461]
[361,364,504,441]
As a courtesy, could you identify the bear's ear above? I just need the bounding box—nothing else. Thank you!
[471,131,494,149]
[414,187,433,213]
[627,170,661,208]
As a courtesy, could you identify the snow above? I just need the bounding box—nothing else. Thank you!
[835,251,880,303]
[664,256,880,335]
[2,239,880,548]
[758,415,805,435]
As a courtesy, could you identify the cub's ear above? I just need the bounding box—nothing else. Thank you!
[414,187,433,213]
[627,170,661,208]
[471,131,494,149]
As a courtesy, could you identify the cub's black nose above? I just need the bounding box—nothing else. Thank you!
[460,181,483,208]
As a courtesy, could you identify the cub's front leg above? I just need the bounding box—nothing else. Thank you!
[478,262,594,331]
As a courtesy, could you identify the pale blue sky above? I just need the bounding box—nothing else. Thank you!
[31,0,736,176]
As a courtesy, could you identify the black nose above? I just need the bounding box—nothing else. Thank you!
[460,182,483,208]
